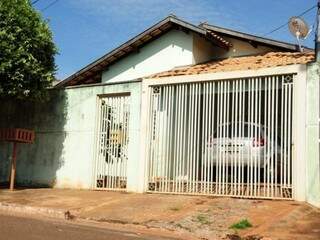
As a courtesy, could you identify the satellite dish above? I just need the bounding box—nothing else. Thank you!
[288,17,310,52]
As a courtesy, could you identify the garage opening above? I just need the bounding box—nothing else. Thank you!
[147,75,293,199]
[94,94,130,190]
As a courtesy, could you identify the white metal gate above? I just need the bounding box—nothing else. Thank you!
[147,75,293,199]
[94,94,130,190]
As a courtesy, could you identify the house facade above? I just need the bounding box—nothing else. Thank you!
[0,16,319,207]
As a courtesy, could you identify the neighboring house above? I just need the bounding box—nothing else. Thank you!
[0,15,319,207]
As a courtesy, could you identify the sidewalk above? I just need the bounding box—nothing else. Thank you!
[0,188,319,240]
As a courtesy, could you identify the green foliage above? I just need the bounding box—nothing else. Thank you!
[0,0,57,101]
[169,206,182,211]
[230,219,253,230]
[195,214,211,225]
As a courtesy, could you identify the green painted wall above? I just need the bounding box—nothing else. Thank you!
[0,82,142,189]
[306,62,320,207]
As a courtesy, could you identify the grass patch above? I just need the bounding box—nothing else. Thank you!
[169,206,182,211]
[195,214,211,225]
[175,223,192,232]
[230,219,252,230]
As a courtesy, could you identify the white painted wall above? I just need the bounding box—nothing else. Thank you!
[210,36,277,59]
[102,30,194,83]
[102,30,284,84]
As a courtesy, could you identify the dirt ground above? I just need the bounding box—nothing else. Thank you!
[0,188,319,240]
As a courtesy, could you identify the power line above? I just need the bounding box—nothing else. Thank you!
[263,4,317,37]
[31,0,41,4]
[41,0,59,12]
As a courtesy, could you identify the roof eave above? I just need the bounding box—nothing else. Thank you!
[201,23,307,52]
[55,16,209,88]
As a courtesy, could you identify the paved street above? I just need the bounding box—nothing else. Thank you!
[0,212,172,240]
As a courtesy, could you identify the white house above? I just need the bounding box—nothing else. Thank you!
[0,16,319,207]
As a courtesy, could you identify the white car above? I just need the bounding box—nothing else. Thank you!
[202,122,281,169]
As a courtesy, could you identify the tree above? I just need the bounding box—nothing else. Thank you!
[0,0,57,101]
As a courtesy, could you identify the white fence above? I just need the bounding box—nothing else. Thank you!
[93,94,130,190]
[147,75,293,199]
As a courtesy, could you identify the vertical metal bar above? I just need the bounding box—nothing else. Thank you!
[226,81,230,195]
[191,84,196,193]
[108,97,113,189]
[267,77,272,197]
[220,81,224,195]
[165,86,171,192]
[125,96,130,188]
[115,97,120,189]
[211,82,215,194]
[215,82,220,195]
[112,97,119,189]
[160,87,167,192]
[152,92,159,191]
[271,77,275,197]
[104,98,109,188]
[174,85,180,193]
[168,86,174,192]
[237,80,241,196]
[275,77,279,197]
[263,78,267,196]
[249,78,253,196]
[217,81,220,195]
[254,78,258,197]
[112,97,117,189]
[230,81,235,196]
[234,80,239,196]
[280,76,284,197]
[96,98,103,188]
[100,99,106,188]
[181,84,187,193]
[241,79,245,196]
[201,82,207,193]
[122,96,128,188]
[118,96,123,188]
[284,82,288,188]
[178,85,183,193]
[148,90,155,191]
[222,81,226,195]
[207,82,212,194]
[288,81,292,188]
[116,96,122,189]
[186,84,192,193]
[196,83,201,193]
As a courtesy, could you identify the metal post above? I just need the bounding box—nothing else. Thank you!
[9,142,18,191]
[316,1,320,61]
[317,0,320,184]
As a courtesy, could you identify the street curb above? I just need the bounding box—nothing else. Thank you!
[0,202,68,219]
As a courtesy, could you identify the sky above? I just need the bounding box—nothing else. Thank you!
[32,0,318,80]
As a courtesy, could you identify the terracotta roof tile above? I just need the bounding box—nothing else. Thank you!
[147,52,314,79]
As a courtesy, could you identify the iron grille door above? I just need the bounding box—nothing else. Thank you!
[147,75,293,199]
[94,94,130,190]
